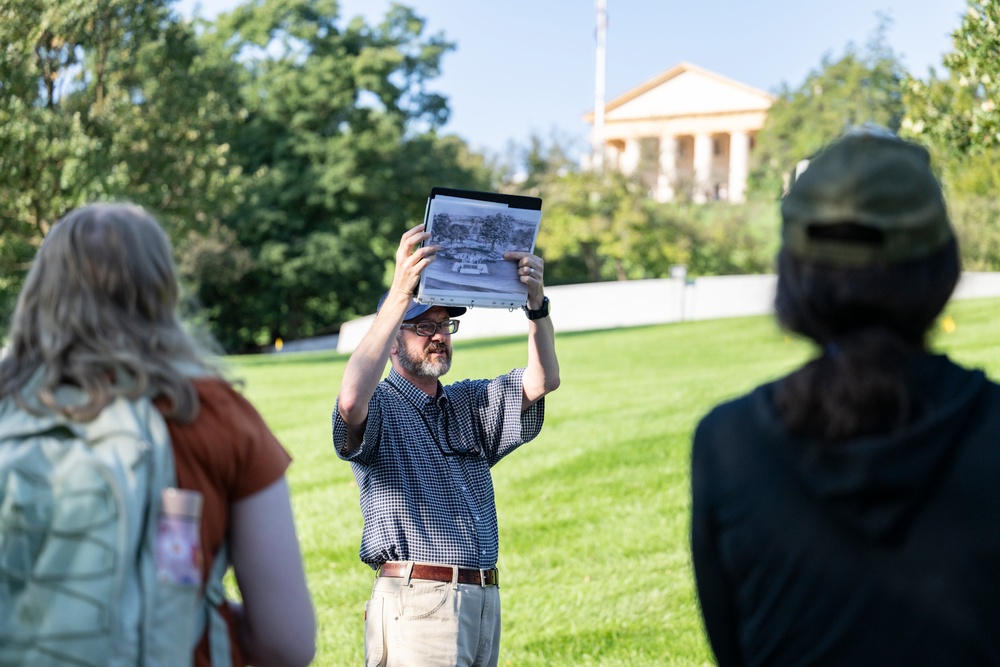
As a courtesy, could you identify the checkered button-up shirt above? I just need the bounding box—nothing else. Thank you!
[333,367,545,570]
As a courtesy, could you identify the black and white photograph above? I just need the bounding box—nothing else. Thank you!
[416,192,542,309]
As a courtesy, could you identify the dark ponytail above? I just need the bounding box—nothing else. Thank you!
[774,238,960,442]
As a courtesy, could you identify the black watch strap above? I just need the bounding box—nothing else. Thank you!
[523,296,550,320]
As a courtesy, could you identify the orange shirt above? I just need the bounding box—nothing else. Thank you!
[158,377,292,667]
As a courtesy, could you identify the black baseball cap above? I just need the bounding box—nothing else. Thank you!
[376,292,466,321]
[781,127,954,267]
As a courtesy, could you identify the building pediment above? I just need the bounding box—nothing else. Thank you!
[584,62,774,204]
[584,62,775,123]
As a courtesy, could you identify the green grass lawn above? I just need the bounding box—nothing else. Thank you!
[229,296,1000,666]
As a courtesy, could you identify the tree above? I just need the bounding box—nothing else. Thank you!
[479,213,514,253]
[901,0,1000,202]
[0,0,245,333]
[747,18,907,199]
[195,0,492,350]
[494,127,583,197]
[536,169,667,283]
[508,132,690,284]
[904,1,1000,156]
[897,1,1000,274]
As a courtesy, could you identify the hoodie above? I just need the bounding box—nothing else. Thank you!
[691,354,1000,667]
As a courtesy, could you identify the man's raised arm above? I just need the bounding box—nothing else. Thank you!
[504,251,560,410]
[337,224,438,448]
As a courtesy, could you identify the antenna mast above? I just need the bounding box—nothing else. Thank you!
[593,0,607,172]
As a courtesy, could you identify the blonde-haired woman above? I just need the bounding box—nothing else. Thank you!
[0,203,315,667]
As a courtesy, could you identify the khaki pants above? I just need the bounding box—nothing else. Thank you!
[365,568,501,667]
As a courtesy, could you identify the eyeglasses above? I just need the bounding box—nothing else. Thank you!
[399,319,460,336]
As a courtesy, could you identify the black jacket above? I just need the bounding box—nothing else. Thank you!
[691,354,1000,666]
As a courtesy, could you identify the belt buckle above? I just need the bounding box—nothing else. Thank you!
[479,568,488,588]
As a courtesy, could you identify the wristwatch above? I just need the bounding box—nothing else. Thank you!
[523,296,550,320]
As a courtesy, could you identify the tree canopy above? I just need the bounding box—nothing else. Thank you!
[181,0,492,350]
[0,0,244,322]
[746,19,906,199]
[0,0,491,351]
[902,0,1000,199]
[6,1,1000,352]
[905,1,1000,155]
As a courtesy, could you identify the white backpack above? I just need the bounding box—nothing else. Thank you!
[0,387,231,667]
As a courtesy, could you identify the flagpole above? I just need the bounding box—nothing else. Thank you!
[593,0,607,172]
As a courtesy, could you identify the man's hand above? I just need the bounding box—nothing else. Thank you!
[389,223,438,299]
[505,251,545,310]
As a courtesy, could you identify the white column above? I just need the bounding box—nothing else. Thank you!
[728,131,750,203]
[605,143,621,171]
[656,134,677,202]
[693,133,713,203]
[620,138,641,176]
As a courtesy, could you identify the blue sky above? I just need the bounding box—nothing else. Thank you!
[175,0,968,158]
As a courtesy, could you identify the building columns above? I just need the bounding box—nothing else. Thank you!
[692,133,713,203]
[605,143,622,171]
[656,134,677,202]
[728,131,750,203]
[601,130,754,204]
[620,138,641,176]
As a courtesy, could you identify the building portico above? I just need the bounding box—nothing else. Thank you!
[585,62,774,203]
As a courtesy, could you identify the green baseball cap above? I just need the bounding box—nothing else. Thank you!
[780,128,954,267]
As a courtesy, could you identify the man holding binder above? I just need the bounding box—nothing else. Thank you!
[332,221,560,666]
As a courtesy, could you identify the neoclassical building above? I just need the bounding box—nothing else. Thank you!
[583,62,774,203]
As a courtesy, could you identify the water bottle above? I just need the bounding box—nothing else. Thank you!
[155,488,204,585]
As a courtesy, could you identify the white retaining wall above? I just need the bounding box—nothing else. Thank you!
[3,271,996,359]
[335,272,1000,354]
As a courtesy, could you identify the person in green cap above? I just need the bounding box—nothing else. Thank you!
[690,126,1000,665]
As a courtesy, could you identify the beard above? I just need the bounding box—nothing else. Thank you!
[396,338,452,379]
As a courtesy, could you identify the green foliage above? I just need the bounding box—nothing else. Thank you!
[231,295,1000,665]
[901,71,978,156]
[747,20,907,199]
[495,127,583,194]
[903,1,1000,200]
[192,1,492,351]
[0,0,245,333]
[904,0,1000,156]
[537,170,662,283]
[682,202,780,276]
[949,195,1000,270]
[7,0,1000,355]
[0,0,494,351]
[533,161,779,285]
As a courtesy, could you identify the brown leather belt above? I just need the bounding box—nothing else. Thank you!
[377,561,499,586]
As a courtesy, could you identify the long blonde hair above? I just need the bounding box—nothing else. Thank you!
[0,203,218,422]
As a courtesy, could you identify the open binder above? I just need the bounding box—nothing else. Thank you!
[415,187,543,310]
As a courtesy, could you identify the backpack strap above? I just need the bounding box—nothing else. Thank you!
[195,541,233,667]
[128,395,193,667]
